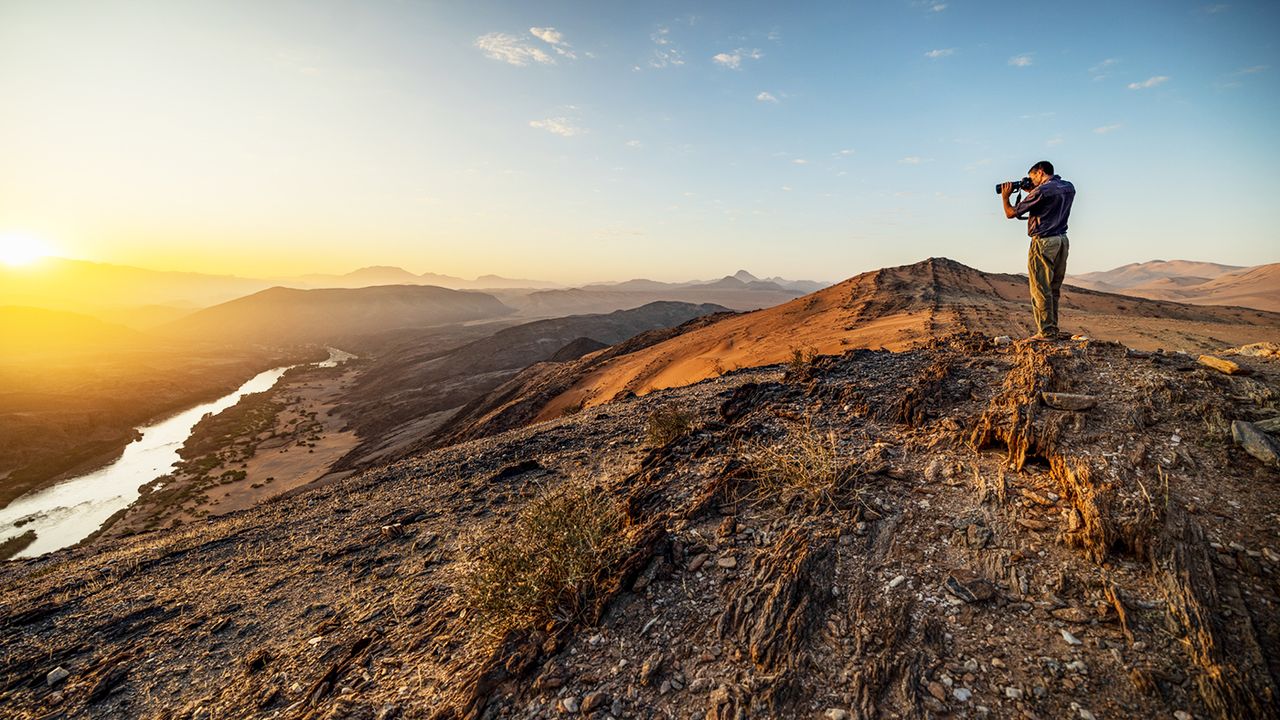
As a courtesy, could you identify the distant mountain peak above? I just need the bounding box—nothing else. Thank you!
[344,265,418,278]
[732,270,758,282]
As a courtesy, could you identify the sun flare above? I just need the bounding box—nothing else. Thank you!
[0,233,56,266]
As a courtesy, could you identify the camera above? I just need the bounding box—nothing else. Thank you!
[995,177,1034,194]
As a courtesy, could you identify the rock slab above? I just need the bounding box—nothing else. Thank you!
[1199,354,1251,375]
[1232,420,1280,468]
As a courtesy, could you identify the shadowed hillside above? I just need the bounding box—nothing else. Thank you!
[162,285,513,347]
[331,302,731,471]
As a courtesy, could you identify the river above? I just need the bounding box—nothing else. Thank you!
[0,348,353,558]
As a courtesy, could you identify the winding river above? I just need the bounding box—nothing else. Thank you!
[0,348,353,558]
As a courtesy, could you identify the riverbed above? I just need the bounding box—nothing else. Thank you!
[0,348,351,558]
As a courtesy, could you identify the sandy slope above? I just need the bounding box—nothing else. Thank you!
[534,258,1280,419]
[1071,261,1280,312]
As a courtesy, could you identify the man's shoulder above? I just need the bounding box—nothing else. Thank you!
[1046,177,1075,195]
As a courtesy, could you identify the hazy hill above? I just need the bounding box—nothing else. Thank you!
[0,306,145,356]
[1071,259,1244,290]
[284,268,561,290]
[503,282,803,317]
[0,258,271,316]
[332,301,729,470]
[162,285,512,347]
[464,257,1280,422]
[1071,260,1280,312]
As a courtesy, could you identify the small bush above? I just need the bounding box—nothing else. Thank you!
[739,420,860,510]
[462,481,628,636]
[645,407,694,446]
[787,346,817,374]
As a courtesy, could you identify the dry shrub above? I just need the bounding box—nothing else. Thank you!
[789,345,816,370]
[646,406,694,446]
[462,481,628,635]
[740,420,860,510]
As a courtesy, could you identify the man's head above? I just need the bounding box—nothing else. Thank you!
[1028,160,1055,187]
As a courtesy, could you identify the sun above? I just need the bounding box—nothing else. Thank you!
[0,233,56,267]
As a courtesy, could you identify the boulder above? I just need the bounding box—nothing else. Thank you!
[1232,421,1280,468]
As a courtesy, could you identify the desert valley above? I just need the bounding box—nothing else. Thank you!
[3,255,1280,720]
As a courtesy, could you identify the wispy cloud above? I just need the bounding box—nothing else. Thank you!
[834,149,854,157]
[1046,135,1064,146]
[767,30,782,42]
[712,48,763,70]
[792,159,808,165]
[899,156,930,165]
[529,27,576,59]
[1216,65,1267,89]
[1093,123,1123,134]
[1203,3,1230,13]
[756,91,779,103]
[475,32,555,66]
[1009,54,1034,67]
[1128,75,1169,90]
[931,3,948,11]
[645,26,685,69]
[624,139,643,148]
[925,48,955,59]
[529,117,585,137]
[1089,57,1117,80]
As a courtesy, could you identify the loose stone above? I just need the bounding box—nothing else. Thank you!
[1041,392,1097,411]
[581,691,609,712]
[46,667,69,687]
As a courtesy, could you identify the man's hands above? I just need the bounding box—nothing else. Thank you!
[1001,183,1019,218]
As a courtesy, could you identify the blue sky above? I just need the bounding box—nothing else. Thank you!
[0,0,1276,281]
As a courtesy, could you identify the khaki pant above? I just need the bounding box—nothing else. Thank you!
[1028,234,1069,335]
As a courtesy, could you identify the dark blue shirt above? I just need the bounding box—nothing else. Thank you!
[1013,175,1075,238]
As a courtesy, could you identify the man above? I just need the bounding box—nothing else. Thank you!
[1001,160,1075,340]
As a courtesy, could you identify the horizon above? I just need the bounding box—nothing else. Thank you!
[1,1,1278,281]
[3,251,1268,290]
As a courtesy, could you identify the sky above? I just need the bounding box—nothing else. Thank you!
[0,0,1277,283]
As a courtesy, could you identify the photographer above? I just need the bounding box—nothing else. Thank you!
[1000,160,1076,340]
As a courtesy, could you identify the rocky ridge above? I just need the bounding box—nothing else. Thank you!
[1,336,1279,719]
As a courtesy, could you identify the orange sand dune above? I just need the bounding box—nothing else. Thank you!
[536,258,1280,419]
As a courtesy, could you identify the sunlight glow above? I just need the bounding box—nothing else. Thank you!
[0,233,56,267]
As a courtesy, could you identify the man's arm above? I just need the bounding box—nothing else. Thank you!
[1000,182,1019,219]
[1002,183,1041,219]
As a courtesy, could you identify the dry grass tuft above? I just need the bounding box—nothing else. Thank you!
[645,406,694,446]
[739,420,861,510]
[461,481,629,636]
